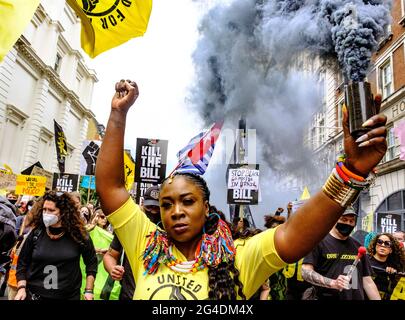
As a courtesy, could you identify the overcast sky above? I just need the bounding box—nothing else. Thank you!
[87,0,301,227]
[89,0,206,167]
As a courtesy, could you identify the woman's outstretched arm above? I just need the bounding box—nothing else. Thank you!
[275,98,387,263]
[96,80,139,215]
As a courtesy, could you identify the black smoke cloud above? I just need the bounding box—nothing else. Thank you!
[191,0,391,172]
[189,0,391,216]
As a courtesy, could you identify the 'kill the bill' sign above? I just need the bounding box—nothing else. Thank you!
[52,173,79,193]
[227,164,259,205]
[134,138,168,203]
[376,212,402,234]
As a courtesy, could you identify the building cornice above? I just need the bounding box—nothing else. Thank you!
[15,36,96,121]
[377,158,405,176]
[380,86,405,110]
[33,3,47,26]
[49,19,65,33]
[6,104,29,124]
[40,126,54,139]
[77,57,99,82]
[64,3,81,24]
[373,32,405,67]
[58,35,98,82]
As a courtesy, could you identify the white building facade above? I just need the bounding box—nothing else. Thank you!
[0,0,97,175]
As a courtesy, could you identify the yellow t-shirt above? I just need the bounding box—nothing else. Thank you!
[108,197,286,300]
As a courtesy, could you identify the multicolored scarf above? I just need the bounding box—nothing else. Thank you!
[142,215,236,275]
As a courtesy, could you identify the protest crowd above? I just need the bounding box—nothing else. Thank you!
[0,79,404,302]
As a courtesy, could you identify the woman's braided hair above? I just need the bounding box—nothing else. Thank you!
[163,172,245,299]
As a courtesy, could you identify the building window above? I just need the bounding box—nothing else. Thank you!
[75,73,83,93]
[380,61,392,99]
[38,127,53,170]
[319,119,325,146]
[336,100,344,132]
[311,127,316,149]
[54,53,62,73]
[382,127,399,163]
[0,105,28,170]
[336,71,344,92]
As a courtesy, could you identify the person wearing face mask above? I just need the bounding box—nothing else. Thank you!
[140,185,161,225]
[5,191,18,206]
[14,191,98,300]
[301,207,381,300]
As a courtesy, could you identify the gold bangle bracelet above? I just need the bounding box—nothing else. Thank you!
[322,172,360,208]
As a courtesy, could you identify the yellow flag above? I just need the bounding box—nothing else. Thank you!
[123,150,135,191]
[66,0,152,58]
[299,186,311,200]
[0,0,40,62]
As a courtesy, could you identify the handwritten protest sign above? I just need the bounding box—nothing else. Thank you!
[15,175,46,196]
[227,164,259,205]
[31,166,53,190]
[0,172,17,190]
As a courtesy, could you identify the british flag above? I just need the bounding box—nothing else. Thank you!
[173,122,223,175]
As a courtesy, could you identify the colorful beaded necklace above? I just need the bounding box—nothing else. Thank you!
[142,214,235,275]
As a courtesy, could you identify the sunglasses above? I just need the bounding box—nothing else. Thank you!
[376,239,392,247]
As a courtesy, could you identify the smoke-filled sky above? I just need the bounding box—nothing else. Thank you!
[189,0,391,225]
[90,0,391,227]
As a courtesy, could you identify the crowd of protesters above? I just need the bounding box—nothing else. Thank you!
[0,79,404,301]
[1,188,405,300]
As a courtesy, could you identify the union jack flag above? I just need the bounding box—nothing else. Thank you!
[173,122,223,175]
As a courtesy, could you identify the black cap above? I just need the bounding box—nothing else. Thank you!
[143,185,160,207]
[342,206,358,216]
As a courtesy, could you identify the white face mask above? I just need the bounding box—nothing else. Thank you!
[42,213,59,227]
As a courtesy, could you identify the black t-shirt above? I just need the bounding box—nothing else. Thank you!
[368,255,399,300]
[303,233,372,300]
[284,260,311,300]
[16,227,98,299]
[110,234,135,300]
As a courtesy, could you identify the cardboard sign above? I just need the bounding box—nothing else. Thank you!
[31,166,53,190]
[135,138,168,203]
[15,175,46,196]
[0,172,17,190]
[20,161,43,175]
[227,164,259,205]
[52,173,79,192]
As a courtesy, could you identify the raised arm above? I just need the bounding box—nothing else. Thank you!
[275,97,387,263]
[95,80,139,215]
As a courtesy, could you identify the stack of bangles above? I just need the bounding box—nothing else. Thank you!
[322,155,376,208]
